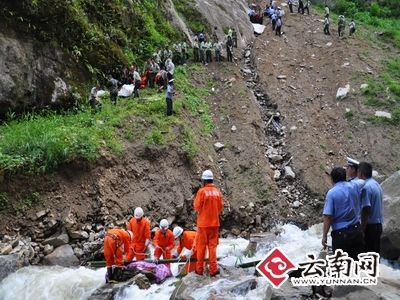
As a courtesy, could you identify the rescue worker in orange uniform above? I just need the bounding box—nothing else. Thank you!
[153,219,175,268]
[104,228,134,283]
[193,170,224,276]
[127,207,151,261]
[172,226,197,273]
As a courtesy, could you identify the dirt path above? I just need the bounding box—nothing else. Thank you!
[254,4,400,194]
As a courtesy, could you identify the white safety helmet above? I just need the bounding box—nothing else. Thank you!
[173,226,183,239]
[126,230,134,241]
[134,207,144,219]
[201,169,214,181]
[160,219,169,229]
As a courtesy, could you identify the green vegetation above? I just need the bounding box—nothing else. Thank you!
[173,0,211,34]
[0,0,182,77]
[362,58,400,125]
[0,66,214,174]
[15,192,41,214]
[0,193,8,211]
[344,110,354,120]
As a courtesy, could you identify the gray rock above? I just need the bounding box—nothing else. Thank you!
[43,244,54,255]
[43,233,69,247]
[277,75,287,79]
[231,125,237,132]
[255,215,262,226]
[43,244,79,267]
[74,247,84,258]
[284,166,296,180]
[2,235,12,243]
[381,171,400,260]
[0,31,77,118]
[274,170,281,180]
[244,50,251,58]
[292,201,301,209]
[0,254,25,282]
[375,111,392,119]
[214,142,225,152]
[269,154,283,163]
[1,244,13,255]
[69,230,89,240]
[36,210,48,219]
[336,84,350,100]
[88,232,96,242]
[133,273,151,289]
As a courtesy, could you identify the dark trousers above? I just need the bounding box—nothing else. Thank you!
[193,48,199,62]
[200,50,205,64]
[215,50,221,62]
[324,24,330,35]
[331,223,363,260]
[289,3,293,13]
[364,224,382,254]
[298,4,304,13]
[110,92,118,105]
[148,72,155,88]
[227,48,233,62]
[134,81,140,98]
[272,19,276,31]
[275,25,281,36]
[350,28,355,36]
[181,50,186,64]
[166,97,173,116]
[206,50,212,63]
[304,6,309,15]
[338,25,345,36]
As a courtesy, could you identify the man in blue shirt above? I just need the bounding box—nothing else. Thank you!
[322,167,363,260]
[358,162,383,253]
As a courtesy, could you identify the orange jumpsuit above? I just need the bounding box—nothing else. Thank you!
[177,231,197,273]
[104,229,132,267]
[194,183,223,275]
[127,217,151,260]
[153,229,175,268]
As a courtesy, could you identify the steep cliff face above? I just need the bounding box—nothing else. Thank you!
[0,30,86,117]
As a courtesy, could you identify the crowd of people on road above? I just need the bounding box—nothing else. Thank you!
[104,170,223,283]
[322,159,383,260]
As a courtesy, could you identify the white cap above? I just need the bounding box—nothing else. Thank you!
[346,157,360,167]
[134,207,144,219]
[126,230,134,240]
[173,226,183,238]
[160,219,169,229]
[201,169,214,180]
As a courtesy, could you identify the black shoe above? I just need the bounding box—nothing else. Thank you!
[113,267,123,282]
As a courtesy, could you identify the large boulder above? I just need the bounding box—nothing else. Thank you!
[42,244,79,267]
[381,171,400,260]
[0,30,83,118]
[193,0,254,49]
[0,254,26,282]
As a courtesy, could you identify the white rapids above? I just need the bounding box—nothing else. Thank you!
[0,224,399,300]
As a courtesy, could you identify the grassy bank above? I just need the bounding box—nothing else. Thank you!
[0,66,214,175]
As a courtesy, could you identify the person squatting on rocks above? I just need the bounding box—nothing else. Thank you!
[358,162,383,253]
[322,167,364,260]
[153,219,175,269]
[127,207,151,260]
[172,226,198,273]
[194,170,224,276]
[104,228,134,283]
[166,78,174,116]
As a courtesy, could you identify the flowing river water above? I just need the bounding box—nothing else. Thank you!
[1,224,399,300]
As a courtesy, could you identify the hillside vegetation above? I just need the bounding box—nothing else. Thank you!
[0,0,182,77]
